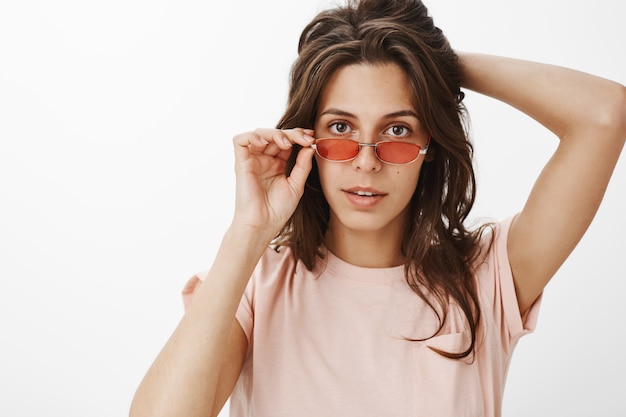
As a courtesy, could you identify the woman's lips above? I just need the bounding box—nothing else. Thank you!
[342,187,387,208]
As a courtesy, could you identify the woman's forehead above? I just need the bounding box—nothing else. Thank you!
[317,63,417,117]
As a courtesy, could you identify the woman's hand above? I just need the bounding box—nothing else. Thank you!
[130,128,315,417]
[231,128,316,239]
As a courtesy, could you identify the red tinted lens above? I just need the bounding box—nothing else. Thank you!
[376,142,421,164]
[315,139,359,161]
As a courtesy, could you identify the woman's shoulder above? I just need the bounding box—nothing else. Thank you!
[473,214,541,340]
[181,245,300,310]
[474,215,517,263]
[470,215,519,289]
[252,245,301,285]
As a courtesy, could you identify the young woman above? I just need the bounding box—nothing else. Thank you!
[130,0,625,416]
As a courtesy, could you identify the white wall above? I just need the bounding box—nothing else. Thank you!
[0,1,623,416]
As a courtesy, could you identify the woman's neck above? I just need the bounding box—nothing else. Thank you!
[324,221,406,268]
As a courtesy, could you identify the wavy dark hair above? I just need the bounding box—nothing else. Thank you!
[274,0,492,359]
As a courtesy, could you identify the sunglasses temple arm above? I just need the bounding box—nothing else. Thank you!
[420,136,431,154]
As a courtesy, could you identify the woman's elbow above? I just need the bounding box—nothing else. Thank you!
[595,82,626,143]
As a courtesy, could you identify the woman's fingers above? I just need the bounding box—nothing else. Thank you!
[233,132,262,162]
[230,128,315,227]
[288,146,316,192]
[253,128,315,150]
[233,128,315,162]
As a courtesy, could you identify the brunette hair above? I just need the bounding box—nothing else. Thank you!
[275,0,492,359]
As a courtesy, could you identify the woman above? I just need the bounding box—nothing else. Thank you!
[130,0,625,416]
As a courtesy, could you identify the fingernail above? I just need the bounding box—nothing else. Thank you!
[282,138,292,147]
[303,135,315,143]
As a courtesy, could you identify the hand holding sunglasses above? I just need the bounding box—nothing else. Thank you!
[230,128,316,236]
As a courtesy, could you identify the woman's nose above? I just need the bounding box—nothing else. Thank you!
[352,142,382,172]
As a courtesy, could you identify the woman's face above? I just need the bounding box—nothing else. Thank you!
[313,62,430,243]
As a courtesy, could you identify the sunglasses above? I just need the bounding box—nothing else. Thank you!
[311,137,430,165]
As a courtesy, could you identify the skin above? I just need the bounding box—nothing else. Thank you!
[129,54,625,417]
[459,53,626,315]
[314,63,431,268]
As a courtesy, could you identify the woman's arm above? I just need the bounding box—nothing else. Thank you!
[459,53,626,315]
[129,129,315,417]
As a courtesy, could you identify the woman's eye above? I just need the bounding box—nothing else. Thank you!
[385,125,410,137]
[330,122,350,134]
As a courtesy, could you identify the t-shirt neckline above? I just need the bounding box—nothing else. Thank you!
[320,247,406,284]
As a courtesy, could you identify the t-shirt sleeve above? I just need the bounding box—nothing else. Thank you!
[181,271,208,312]
[478,215,542,351]
[180,270,255,344]
[235,278,254,344]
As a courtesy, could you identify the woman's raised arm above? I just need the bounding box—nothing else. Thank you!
[459,52,626,315]
[129,129,315,417]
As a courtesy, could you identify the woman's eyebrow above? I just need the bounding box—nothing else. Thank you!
[382,110,420,119]
[318,108,419,119]
[318,108,356,118]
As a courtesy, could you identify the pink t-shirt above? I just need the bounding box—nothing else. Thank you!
[183,217,541,417]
